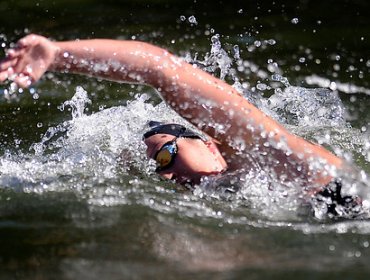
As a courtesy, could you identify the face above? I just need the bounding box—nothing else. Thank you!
[144,134,227,185]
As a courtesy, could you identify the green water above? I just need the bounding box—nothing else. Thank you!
[1,1,370,279]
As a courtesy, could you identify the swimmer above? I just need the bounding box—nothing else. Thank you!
[0,34,350,194]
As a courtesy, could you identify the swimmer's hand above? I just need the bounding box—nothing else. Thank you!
[0,34,58,88]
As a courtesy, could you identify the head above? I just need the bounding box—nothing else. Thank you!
[143,122,227,185]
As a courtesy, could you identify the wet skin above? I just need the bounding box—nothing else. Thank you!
[144,133,227,185]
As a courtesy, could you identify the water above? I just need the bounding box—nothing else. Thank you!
[1,1,370,279]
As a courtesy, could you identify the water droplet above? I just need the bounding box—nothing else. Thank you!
[271,74,290,87]
[233,45,240,59]
[266,39,276,45]
[291,18,299,24]
[62,86,91,119]
[254,40,261,47]
[188,16,198,25]
[256,83,268,91]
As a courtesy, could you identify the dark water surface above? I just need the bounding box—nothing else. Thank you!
[1,1,370,279]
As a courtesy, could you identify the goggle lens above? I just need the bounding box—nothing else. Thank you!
[155,141,178,169]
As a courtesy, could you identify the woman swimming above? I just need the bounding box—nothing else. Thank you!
[0,34,350,198]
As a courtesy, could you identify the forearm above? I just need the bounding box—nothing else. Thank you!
[51,39,167,86]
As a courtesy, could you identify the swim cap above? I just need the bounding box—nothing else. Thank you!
[143,121,206,140]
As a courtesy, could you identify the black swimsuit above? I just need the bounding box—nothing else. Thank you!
[313,179,363,218]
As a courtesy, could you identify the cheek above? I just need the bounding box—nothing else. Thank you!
[176,149,212,172]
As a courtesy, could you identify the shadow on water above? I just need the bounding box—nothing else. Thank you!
[1,1,370,279]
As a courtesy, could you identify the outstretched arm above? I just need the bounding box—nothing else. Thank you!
[0,34,345,186]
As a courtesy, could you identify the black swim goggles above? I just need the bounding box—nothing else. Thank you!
[154,136,180,172]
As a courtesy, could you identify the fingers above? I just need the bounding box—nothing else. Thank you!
[0,48,31,86]
[0,67,14,83]
[0,45,25,80]
[16,34,41,48]
[14,74,33,88]
[0,56,34,87]
[0,70,32,88]
[5,47,26,58]
[0,56,26,85]
[0,72,33,88]
[0,35,34,69]
[0,57,18,71]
